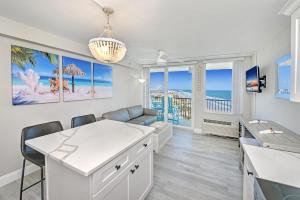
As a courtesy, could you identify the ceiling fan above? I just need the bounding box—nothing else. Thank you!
[138,50,198,66]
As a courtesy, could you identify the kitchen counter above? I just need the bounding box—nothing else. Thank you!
[26,119,155,176]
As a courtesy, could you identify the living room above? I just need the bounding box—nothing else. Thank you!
[0,0,300,200]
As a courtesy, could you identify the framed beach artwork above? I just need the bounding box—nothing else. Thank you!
[11,45,60,105]
[62,56,92,101]
[93,63,113,98]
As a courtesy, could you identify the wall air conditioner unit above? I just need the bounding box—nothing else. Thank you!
[202,118,238,138]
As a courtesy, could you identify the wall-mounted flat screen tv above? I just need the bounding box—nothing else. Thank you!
[246,66,260,93]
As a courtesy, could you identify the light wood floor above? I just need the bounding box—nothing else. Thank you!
[0,128,242,200]
[146,129,242,200]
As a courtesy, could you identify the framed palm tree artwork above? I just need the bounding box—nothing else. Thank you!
[62,56,92,101]
[11,45,60,105]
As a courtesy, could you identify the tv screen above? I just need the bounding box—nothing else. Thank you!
[246,66,260,92]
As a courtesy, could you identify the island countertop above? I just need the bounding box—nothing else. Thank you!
[25,119,155,176]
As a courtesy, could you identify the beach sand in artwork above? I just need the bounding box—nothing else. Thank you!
[63,85,93,101]
[93,86,112,98]
[13,85,59,105]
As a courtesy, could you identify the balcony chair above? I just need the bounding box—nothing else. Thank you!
[151,96,164,121]
[71,114,96,128]
[168,96,180,124]
[20,121,63,200]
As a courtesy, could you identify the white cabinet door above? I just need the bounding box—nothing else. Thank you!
[129,149,153,200]
[243,163,254,200]
[94,169,130,200]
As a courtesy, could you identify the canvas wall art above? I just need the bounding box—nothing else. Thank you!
[62,56,92,101]
[11,45,60,105]
[93,63,113,98]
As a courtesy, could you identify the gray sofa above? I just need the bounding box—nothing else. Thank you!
[102,105,157,126]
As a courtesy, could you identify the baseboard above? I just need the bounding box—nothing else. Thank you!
[173,125,193,131]
[194,128,202,134]
[0,164,40,188]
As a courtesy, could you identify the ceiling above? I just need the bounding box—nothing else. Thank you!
[0,0,290,65]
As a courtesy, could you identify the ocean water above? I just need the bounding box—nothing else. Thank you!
[152,89,231,100]
[13,76,112,87]
[206,90,231,100]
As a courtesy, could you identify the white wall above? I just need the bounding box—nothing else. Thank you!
[252,25,300,134]
[0,18,142,178]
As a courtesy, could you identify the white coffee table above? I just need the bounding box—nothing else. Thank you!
[150,122,173,153]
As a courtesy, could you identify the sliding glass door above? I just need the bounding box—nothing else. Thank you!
[168,67,192,127]
[148,66,193,127]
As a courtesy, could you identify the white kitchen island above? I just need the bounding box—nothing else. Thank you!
[25,119,155,200]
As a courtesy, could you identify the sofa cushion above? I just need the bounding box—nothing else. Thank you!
[102,109,130,122]
[143,108,157,116]
[127,105,144,119]
[128,115,157,126]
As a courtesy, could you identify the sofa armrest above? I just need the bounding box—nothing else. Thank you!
[143,108,157,116]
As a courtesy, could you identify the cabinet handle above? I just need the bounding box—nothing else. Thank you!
[143,143,148,147]
[130,169,135,174]
[115,165,121,170]
[135,165,139,169]
[247,170,253,176]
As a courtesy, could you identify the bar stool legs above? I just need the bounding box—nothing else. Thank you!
[19,159,26,200]
[19,159,45,200]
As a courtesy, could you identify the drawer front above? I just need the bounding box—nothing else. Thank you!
[132,135,152,159]
[92,151,130,194]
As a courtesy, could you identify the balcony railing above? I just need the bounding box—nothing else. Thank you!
[150,96,192,120]
[205,99,232,113]
[173,98,191,119]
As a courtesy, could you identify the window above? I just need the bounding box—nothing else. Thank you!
[276,54,291,100]
[205,62,233,113]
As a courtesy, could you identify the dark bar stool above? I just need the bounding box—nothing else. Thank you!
[71,114,96,128]
[20,121,63,200]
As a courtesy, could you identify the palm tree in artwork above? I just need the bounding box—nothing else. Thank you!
[63,64,85,93]
[11,45,58,70]
[11,46,36,70]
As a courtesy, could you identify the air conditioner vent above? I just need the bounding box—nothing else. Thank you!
[203,119,232,126]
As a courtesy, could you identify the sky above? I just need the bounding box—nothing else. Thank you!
[93,63,112,82]
[150,69,232,91]
[168,71,192,90]
[206,69,232,91]
[277,54,291,90]
[150,71,192,91]
[62,56,91,80]
[12,48,58,77]
[150,72,164,90]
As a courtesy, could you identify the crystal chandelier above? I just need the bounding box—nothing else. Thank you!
[89,7,127,63]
